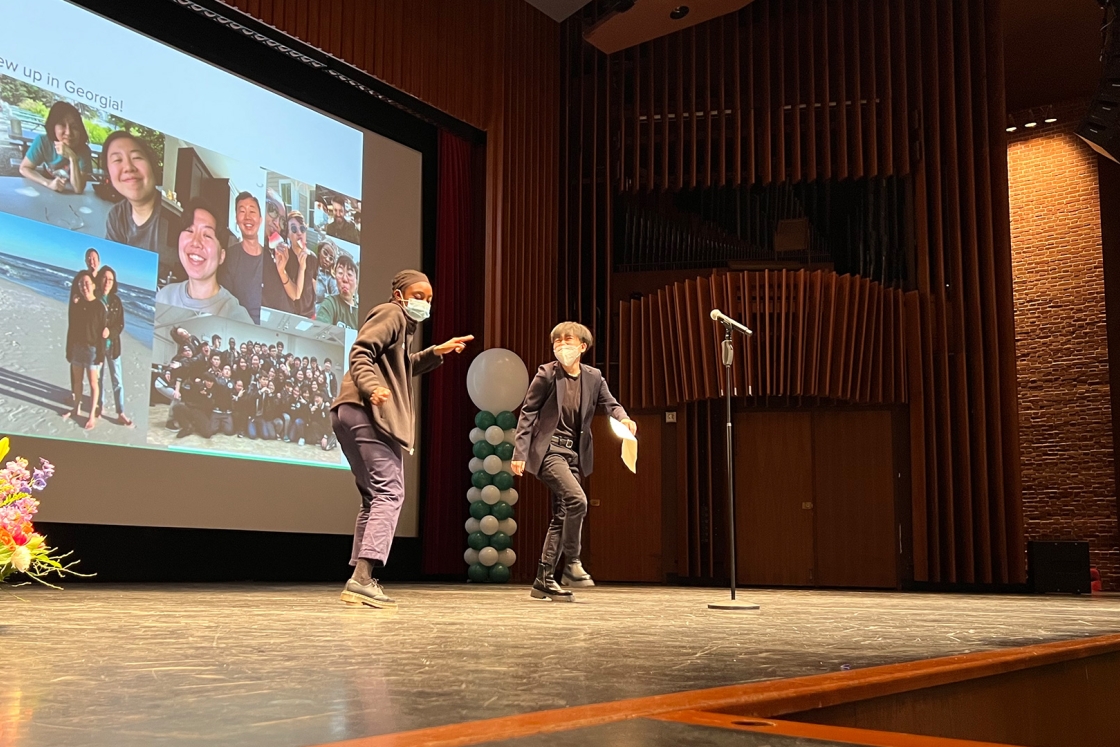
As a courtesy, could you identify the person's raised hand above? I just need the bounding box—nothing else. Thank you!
[434,335,474,356]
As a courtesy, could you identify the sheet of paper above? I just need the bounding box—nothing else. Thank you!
[609,418,638,473]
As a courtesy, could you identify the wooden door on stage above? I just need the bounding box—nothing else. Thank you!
[585,414,663,582]
[732,409,899,589]
[812,410,898,588]
[734,411,816,586]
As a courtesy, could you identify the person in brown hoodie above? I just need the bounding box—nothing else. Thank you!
[332,269,472,608]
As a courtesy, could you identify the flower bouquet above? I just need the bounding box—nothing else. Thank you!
[0,437,82,586]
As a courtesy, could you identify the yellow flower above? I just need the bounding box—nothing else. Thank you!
[0,437,8,463]
[11,545,30,573]
[26,534,44,551]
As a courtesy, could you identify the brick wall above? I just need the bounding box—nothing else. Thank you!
[1008,100,1120,589]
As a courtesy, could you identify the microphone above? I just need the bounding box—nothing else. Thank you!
[710,308,753,336]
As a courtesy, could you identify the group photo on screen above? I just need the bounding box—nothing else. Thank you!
[0,211,155,444]
[148,304,346,466]
[0,13,375,473]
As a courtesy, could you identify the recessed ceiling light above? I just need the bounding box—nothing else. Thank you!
[1044,117,1058,123]
[1024,121,1038,128]
[1006,126,1018,132]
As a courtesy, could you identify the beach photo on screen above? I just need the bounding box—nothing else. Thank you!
[0,211,156,445]
[148,303,345,467]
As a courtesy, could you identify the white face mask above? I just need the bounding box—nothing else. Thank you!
[401,297,431,322]
[555,344,582,368]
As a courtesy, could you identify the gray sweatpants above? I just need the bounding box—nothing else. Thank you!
[332,403,405,566]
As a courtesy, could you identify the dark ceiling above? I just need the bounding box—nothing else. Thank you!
[1003,0,1103,112]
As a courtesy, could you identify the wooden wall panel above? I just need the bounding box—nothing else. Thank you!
[619,270,908,408]
[227,0,560,582]
[565,0,1025,587]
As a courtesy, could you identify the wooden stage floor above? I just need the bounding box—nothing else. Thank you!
[3,584,1120,746]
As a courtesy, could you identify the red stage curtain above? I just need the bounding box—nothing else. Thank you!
[421,130,477,576]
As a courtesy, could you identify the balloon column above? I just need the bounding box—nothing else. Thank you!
[464,349,529,583]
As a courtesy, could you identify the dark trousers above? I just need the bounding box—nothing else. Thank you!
[537,448,587,568]
[332,403,405,566]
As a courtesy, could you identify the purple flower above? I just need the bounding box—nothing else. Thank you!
[38,459,54,477]
[30,477,46,491]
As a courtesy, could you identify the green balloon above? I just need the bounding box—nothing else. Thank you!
[491,501,513,521]
[475,411,497,430]
[488,563,511,583]
[490,531,512,551]
[496,411,517,430]
[494,442,514,461]
[469,501,491,520]
[468,563,489,582]
[492,471,514,491]
[471,470,493,489]
[472,440,495,459]
[468,531,490,550]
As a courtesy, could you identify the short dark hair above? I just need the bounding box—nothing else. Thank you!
[234,191,260,211]
[85,247,99,261]
[100,130,160,183]
[324,358,332,365]
[550,321,593,348]
[45,102,89,149]
[179,199,229,246]
[335,253,358,277]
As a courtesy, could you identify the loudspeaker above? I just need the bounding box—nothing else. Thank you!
[1028,540,1091,595]
[1078,30,1120,162]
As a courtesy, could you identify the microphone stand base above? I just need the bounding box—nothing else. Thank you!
[707,600,761,611]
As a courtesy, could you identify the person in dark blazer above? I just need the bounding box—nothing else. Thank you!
[512,322,637,602]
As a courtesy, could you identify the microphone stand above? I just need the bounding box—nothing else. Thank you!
[708,320,760,612]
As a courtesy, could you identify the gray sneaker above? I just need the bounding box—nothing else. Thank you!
[340,577,398,609]
[561,560,595,587]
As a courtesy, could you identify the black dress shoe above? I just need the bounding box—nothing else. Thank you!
[530,561,573,602]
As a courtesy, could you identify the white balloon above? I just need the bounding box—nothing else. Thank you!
[465,517,481,533]
[469,457,484,474]
[498,548,517,567]
[485,425,505,445]
[504,428,517,443]
[469,428,486,444]
[478,546,499,566]
[498,518,517,535]
[467,487,483,504]
[481,484,502,505]
[464,548,480,565]
[483,455,503,475]
[479,515,499,535]
[502,488,519,506]
[466,348,530,414]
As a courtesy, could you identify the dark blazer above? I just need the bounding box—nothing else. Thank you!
[513,361,629,477]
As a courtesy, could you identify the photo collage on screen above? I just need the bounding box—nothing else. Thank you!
[0,72,360,467]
